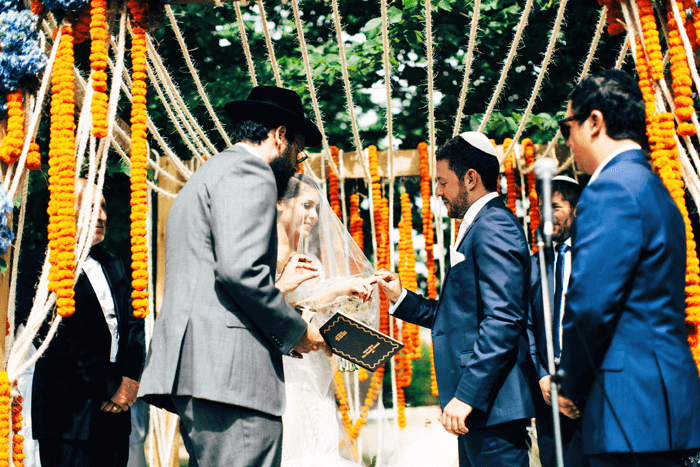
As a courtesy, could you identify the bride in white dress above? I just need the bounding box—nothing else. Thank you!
[275,174,378,467]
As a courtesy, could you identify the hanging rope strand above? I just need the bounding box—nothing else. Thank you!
[235,1,258,87]
[452,0,481,137]
[256,0,282,87]
[165,5,231,147]
[381,0,394,179]
[502,0,569,163]
[478,0,534,133]
[330,0,369,181]
[290,0,331,158]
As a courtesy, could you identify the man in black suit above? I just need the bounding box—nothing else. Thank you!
[528,175,587,467]
[16,179,146,467]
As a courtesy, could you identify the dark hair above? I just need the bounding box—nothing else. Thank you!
[537,179,582,208]
[435,136,499,192]
[230,120,298,145]
[282,173,319,202]
[568,70,647,147]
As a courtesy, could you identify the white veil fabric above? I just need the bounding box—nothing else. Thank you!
[277,173,372,467]
[279,174,379,329]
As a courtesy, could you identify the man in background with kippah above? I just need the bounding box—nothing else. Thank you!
[557,69,700,467]
[375,132,534,466]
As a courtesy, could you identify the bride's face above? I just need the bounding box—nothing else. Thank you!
[280,185,320,239]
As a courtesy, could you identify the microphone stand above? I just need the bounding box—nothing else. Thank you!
[537,230,565,467]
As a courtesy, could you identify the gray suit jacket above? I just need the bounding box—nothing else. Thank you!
[138,144,308,417]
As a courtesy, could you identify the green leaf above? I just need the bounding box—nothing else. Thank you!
[0,258,8,276]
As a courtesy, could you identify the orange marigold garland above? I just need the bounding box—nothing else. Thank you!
[11,395,23,467]
[523,139,539,252]
[0,90,24,164]
[47,25,77,318]
[349,193,363,251]
[129,0,150,318]
[503,139,517,216]
[328,146,342,219]
[667,0,696,137]
[418,142,439,397]
[636,0,664,81]
[90,0,109,138]
[70,8,91,44]
[599,0,625,35]
[0,372,10,467]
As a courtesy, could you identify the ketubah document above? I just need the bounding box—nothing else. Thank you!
[319,311,404,371]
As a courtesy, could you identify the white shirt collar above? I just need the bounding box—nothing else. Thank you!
[588,143,641,184]
[235,141,263,159]
[455,191,500,246]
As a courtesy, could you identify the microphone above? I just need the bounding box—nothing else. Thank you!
[533,158,558,248]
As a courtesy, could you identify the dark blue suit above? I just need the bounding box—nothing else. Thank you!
[394,196,534,466]
[528,250,586,467]
[560,149,700,462]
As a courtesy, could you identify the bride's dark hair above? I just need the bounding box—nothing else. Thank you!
[281,173,320,203]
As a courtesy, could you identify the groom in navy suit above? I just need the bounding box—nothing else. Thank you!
[376,132,534,467]
[557,70,700,466]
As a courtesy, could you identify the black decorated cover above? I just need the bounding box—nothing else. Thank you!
[319,311,404,371]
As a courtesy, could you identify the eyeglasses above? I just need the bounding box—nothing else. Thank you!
[558,114,587,140]
[297,151,309,165]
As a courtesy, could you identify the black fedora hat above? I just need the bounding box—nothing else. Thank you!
[224,86,322,147]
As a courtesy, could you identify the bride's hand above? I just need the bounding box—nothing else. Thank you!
[333,277,375,303]
[276,254,319,295]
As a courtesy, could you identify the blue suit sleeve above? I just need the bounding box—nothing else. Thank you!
[454,215,529,412]
[559,177,642,402]
[393,289,437,329]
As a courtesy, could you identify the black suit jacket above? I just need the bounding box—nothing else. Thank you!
[16,244,146,440]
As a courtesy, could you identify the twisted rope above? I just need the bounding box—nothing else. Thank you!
[165,5,231,147]
[478,0,534,133]
[256,0,282,87]
[452,0,481,138]
[235,0,258,87]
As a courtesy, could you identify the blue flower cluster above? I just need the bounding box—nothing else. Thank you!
[0,9,46,115]
[0,186,15,256]
[41,0,88,13]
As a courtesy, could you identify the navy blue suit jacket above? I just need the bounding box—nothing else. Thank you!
[560,149,700,454]
[394,196,534,429]
[528,249,555,384]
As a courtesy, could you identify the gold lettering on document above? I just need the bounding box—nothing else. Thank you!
[335,331,348,342]
[362,342,381,358]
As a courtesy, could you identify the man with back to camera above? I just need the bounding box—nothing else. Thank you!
[527,175,588,467]
[16,179,146,467]
[557,69,700,466]
[138,86,329,467]
[374,131,534,467]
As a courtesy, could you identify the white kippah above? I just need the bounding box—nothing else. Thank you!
[552,175,579,185]
[459,131,498,158]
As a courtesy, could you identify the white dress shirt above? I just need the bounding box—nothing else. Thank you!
[82,256,119,362]
[390,191,501,313]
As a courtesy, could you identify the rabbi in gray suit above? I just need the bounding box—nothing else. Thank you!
[138,86,329,467]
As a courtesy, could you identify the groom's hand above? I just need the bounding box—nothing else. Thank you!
[292,323,331,356]
[441,397,473,436]
[373,269,402,303]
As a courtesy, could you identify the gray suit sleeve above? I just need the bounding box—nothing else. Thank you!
[210,157,307,354]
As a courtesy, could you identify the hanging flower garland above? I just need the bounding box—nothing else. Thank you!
[47,24,76,318]
[503,138,517,216]
[328,146,341,219]
[0,89,23,164]
[523,139,538,253]
[599,0,625,35]
[11,395,23,467]
[683,0,698,49]
[128,0,150,318]
[349,192,363,251]
[636,0,663,82]
[418,142,439,397]
[334,371,353,435]
[89,0,108,138]
[0,372,10,467]
[667,0,696,136]
[70,7,90,44]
